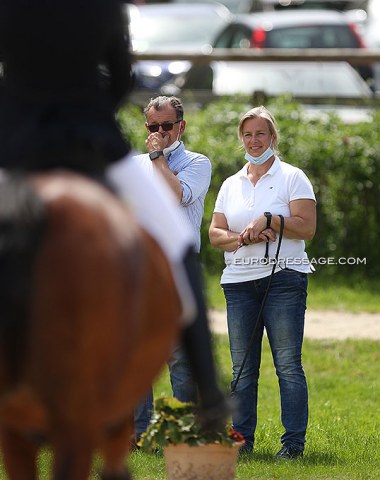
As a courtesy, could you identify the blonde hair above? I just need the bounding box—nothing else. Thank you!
[238,106,280,153]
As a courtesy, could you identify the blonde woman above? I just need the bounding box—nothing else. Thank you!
[209,106,316,459]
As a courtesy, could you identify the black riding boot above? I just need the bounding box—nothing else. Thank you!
[181,248,231,430]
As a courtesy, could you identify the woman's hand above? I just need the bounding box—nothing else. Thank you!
[238,215,277,246]
[210,213,277,252]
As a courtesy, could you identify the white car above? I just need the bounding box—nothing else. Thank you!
[125,2,233,89]
[162,60,375,123]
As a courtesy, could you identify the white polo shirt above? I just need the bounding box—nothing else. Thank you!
[213,157,316,284]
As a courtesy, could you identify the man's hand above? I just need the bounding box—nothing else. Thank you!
[146,132,169,154]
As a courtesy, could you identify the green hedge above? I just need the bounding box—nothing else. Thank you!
[119,97,380,279]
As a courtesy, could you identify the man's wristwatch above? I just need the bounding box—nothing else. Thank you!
[149,150,164,161]
[264,212,272,229]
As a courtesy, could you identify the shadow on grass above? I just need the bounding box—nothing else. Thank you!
[238,451,339,465]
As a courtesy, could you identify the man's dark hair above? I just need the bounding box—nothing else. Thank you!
[144,96,184,121]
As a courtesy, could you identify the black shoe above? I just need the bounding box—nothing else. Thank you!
[275,445,303,460]
[238,443,253,458]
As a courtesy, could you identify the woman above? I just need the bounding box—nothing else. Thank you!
[0,0,228,431]
[209,105,316,458]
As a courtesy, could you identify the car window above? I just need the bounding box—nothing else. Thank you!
[214,25,252,48]
[265,25,359,48]
[230,27,252,48]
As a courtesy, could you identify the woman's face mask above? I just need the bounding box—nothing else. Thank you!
[245,144,274,165]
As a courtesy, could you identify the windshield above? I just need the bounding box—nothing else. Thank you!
[266,25,359,48]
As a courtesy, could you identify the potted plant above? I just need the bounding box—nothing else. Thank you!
[138,395,244,480]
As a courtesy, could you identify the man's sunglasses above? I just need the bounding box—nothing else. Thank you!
[146,119,182,133]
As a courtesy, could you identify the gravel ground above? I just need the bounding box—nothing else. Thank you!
[209,309,380,340]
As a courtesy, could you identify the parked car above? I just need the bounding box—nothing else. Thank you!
[125,2,233,89]
[361,0,380,91]
[170,0,258,13]
[161,60,375,122]
[259,0,368,11]
[168,0,366,13]
[212,9,374,83]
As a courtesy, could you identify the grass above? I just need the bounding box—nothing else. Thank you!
[19,335,379,479]
[133,336,380,479]
[2,277,379,478]
[134,335,380,480]
[204,272,380,313]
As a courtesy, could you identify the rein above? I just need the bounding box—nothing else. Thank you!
[231,214,285,394]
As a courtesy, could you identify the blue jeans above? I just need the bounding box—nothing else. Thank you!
[222,268,309,452]
[134,390,154,439]
[134,344,197,438]
[167,343,198,402]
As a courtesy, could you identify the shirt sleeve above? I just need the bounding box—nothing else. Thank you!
[213,180,227,214]
[289,168,316,203]
[177,154,211,207]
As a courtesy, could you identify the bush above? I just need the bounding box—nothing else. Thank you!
[120,97,380,279]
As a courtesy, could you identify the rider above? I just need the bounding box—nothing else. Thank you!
[0,0,229,427]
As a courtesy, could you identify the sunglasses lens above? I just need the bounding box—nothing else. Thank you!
[147,120,180,133]
[162,122,175,131]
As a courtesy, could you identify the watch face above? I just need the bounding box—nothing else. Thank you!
[149,151,162,160]
[149,150,164,160]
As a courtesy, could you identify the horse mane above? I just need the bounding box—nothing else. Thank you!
[0,175,47,384]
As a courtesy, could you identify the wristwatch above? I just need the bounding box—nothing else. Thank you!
[149,150,164,161]
[264,212,272,229]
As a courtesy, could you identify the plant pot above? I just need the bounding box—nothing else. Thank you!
[164,442,242,480]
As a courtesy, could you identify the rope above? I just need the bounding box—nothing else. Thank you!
[231,214,284,394]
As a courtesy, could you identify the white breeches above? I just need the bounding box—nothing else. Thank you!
[107,154,197,324]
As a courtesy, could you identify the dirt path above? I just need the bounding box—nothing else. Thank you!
[209,309,380,340]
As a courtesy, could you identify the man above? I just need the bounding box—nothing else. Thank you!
[133,95,213,441]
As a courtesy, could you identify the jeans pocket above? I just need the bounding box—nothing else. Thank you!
[275,268,308,298]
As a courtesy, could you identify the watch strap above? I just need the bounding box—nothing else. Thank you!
[149,150,164,161]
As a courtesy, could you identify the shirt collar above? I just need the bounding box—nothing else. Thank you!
[166,141,185,163]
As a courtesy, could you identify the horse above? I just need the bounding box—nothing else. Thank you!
[0,170,182,479]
